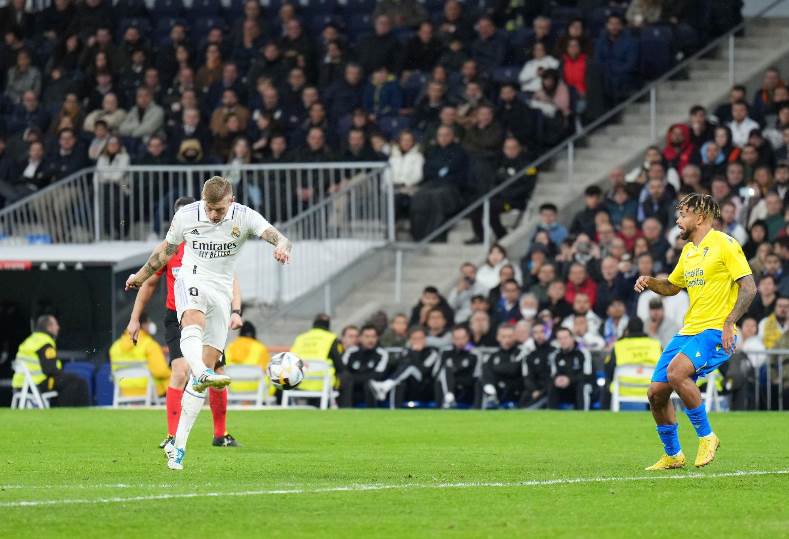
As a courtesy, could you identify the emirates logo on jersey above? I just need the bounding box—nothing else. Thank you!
[231,225,241,238]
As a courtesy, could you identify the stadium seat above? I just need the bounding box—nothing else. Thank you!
[492,65,520,85]
[119,17,153,38]
[508,28,534,50]
[10,359,57,409]
[640,25,675,80]
[224,364,270,408]
[190,0,222,17]
[346,13,372,38]
[551,6,583,25]
[379,116,411,138]
[281,359,336,409]
[153,0,183,17]
[309,14,341,34]
[610,363,654,412]
[63,362,96,405]
[111,362,156,407]
[94,363,114,406]
[342,0,376,15]
[301,0,338,15]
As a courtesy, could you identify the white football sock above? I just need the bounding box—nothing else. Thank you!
[175,388,205,450]
[180,324,207,377]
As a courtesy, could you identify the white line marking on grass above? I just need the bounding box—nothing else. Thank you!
[2,469,787,508]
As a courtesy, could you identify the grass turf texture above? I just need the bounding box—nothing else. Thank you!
[1,410,787,539]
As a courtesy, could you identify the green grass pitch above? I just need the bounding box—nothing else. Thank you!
[1,409,788,538]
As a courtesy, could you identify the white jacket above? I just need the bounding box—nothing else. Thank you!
[94,152,130,184]
[388,145,424,189]
[518,56,559,93]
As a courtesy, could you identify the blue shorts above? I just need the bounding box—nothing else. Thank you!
[651,329,736,383]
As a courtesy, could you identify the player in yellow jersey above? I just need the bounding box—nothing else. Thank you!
[634,193,756,470]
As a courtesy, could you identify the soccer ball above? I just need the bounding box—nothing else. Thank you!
[267,352,305,390]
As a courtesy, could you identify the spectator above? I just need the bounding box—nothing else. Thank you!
[639,177,675,229]
[497,83,538,146]
[338,325,389,408]
[279,19,314,76]
[562,292,602,335]
[409,286,454,328]
[471,16,506,73]
[721,200,748,244]
[641,217,671,271]
[571,185,605,238]
[48,92,83,136]
[210,89,250,138]
[380,313,409,348]
[109,312,169,398]
[44,127,87,182]
[663,123,693,175]
[547,327,591,410]
[600,299,629,349]
[83,92,126,133]
[370,324,442,408]
[531,69,572,143]
[573,315,606,352]
[438,325,481,408]
[5,49,41,103]
[728,101,760,148]
[595,14,639,105]
[747,275,777,323]
[401,22,442,73]
[448,262,489,324]
[136,135,169,166]
[521,323,554,408]
[410,125,467,240]
[462,103,503,163]
[118,86,164,142]
[357,15,400,75]
[644,297,681,348]
[595,256,630,317]
[4,140,47,203]
[169,108,209,157]
[437,0,474,44]
[561,38,588,98]
[565,262,598,307]
[480,324,525,406]
[388,130,424,219]
[758,295,789,349]
[688,105,715,149]
[518,41,559,93]
[533,202,568,246]
[324,63,364,126]
[752,66,785,119]
[492,279,522,326]
[544,279,573,324]
[626,0,663,28]
[87,120,110,161]
[7,90,49,135]
[12,315,90,407]
[363,66,402,121]
[469,310,497,347]
[476,244,517,291]
[425,308,452,349]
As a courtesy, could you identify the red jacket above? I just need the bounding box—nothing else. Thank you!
[565,278,597,307]
[562,53,588,96]
[662,123,693,174]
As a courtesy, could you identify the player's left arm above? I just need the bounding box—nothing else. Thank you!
[260,225,293,264]
[722,238,757,353]
[230,274,243,330]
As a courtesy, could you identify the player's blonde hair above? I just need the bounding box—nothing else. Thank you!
[678,192,721,222]
[202,176,233,203]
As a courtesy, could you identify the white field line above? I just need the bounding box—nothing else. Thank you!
[1,469,787,508]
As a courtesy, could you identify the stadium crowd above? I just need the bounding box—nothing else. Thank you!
[0,0,742,238]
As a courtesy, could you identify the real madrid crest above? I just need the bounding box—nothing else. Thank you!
[231,224,241,238]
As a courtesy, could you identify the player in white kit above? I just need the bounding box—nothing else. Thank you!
[125,177,291,470]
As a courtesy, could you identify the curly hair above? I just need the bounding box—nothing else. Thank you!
[678,192,721,221]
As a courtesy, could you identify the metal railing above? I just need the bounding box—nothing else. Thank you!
[236,165,393,307]
[0,162,386,244]
[389,0,789,303]
[742,349,788,411]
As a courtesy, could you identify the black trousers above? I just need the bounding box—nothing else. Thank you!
[338,371,378,408]
[470,196,508,240]
[548,382,585,410]
[39,373,90,407]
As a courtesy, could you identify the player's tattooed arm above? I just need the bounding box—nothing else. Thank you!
[634,276,681,296]
[125,241,179,290]
[724,275,757,326]
[261,226,293,264]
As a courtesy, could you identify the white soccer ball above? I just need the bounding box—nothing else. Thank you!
[267,352,305,390]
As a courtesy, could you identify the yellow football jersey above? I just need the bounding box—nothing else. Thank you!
[668,230,752,335]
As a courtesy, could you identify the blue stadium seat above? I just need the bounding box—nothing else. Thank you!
[194,16,227,39]
[301,0,338,15]
[508,27,534,50]
[63,362,96,405]
[261,0,283,11]
[94,363,114,407]
[152,0,183,17]
[114,0,148,20]
[492,65,520,85]
[379,116,411,138]
[190,0,222,17]
[346,13,372,40]
[551,6,583,26]
[309,14,341,34]
[342,0,376,14]
[640,25,674,80]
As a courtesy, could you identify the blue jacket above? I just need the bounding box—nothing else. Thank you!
[363,80,402,118]
[595,31,639,80]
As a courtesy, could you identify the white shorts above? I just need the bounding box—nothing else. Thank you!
[174,275,231,352]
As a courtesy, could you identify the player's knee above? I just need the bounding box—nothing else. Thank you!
[666,364,684,387]
[170,359,189,387]
[647,384,666,405]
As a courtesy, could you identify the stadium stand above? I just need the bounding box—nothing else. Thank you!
[3,0,789,411]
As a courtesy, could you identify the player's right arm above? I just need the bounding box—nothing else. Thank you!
[126,271,162,344]
[125,240,180,291]
[633,276,682,296]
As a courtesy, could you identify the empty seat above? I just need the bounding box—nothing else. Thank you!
[640,25,674,80]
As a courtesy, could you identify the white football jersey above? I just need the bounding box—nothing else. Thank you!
[165,201,271,292]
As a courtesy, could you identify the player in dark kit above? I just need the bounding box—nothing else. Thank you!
[126,196,244,449]
[437,325,482,408]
